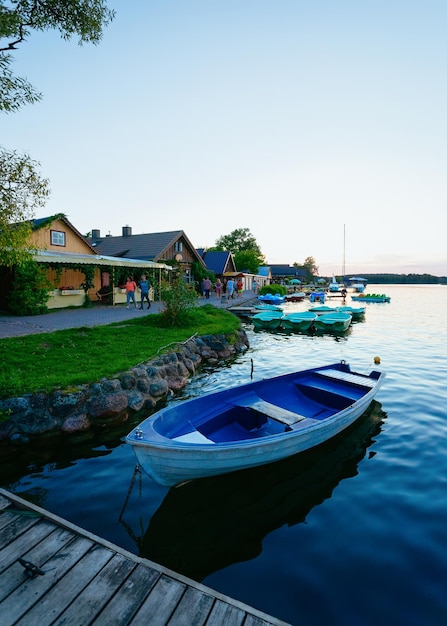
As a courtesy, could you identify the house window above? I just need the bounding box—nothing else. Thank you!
[51,230,66,246]
[174,241,183,253]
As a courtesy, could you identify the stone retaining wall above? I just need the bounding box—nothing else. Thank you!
[0,330,249,443]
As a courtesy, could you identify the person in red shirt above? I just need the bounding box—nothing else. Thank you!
[125,276,137,308]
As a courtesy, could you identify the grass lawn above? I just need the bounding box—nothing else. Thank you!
[0,305,241,399]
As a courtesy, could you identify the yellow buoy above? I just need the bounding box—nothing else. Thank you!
[374,356,381,364]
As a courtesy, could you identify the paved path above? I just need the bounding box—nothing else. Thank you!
[0,293,258,338]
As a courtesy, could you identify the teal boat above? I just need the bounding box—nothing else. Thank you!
[313,312,352,333]
[281,312,317,332]
[336,305,366,321]
[252,311,283,330]
[309,305,338,314]
[254,304,283,312]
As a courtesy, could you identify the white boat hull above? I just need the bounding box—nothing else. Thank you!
[127,363,385,486]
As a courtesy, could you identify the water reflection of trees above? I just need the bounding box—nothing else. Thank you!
[129,401,386,582]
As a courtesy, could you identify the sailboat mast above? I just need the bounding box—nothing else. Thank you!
[342,224,346,280]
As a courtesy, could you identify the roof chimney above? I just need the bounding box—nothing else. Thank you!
[122,226,132,237]
[91,229,100,241]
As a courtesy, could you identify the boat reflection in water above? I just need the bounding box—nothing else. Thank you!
[139,401,386,582]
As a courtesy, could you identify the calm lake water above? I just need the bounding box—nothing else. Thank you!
[1,285,447,626]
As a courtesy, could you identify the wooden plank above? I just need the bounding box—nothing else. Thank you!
[0,536,95,625]
[93,563,160,626]
[130,575,186,626]
[52,553,136,625]
[206,599,246,625]
[168,586,214,625]
[0,514,40,551]
[315,369,376,388]
[16,544,113,626]
[0,493,10,511]
[0,526,75,603]
[0,509,21,531]
[245,615,278,625]
[234,395,306,425]
[0,519,55,574]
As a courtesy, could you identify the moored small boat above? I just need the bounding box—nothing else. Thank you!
[281,311,317,332]
[336,305,366,321]
[352,294,390,303]
[258,294,286,304]
[309,291,326,303]
[313,312,352,333]
[126,361,385,486]
[253,304,283,312]
[308,305,338,314]
[285,292,306,302]
[252,311,283,330]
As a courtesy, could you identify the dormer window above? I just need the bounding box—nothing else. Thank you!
[51,230,66,246]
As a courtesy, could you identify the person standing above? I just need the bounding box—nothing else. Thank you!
[252,279,258,294]
[227,278,235,299]
[215,278,222,299]
[125,276,137,308]
[203,277,212,299]
[236,278,243,297]
[139,274,151,309]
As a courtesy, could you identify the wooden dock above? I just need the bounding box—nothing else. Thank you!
[0,488,292,626]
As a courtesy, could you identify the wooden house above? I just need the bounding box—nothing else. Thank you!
[0,215,171,310]
[91,227,206,284]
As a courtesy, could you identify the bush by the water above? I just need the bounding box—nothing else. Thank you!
[259,284,287,296]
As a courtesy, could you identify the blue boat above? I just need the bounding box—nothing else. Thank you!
[253,304,283,312]
[258,294,286,304]
[126,361,385,486]
[309,291,326,303]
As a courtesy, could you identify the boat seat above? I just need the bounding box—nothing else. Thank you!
[233,394,306,426]
[315,369,377,388]
[172,431,215,444]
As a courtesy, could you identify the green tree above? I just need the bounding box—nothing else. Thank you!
[234,249,262,275]
[0,148,50,266]
[215,228,262,255]
[0,1,114,268]
[300,256,319,278]
[0,0,115,112]
[214,228,265,272]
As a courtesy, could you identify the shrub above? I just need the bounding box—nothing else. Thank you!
[160,276,198,325]
[259,283,287,296]
[7,260,53,315]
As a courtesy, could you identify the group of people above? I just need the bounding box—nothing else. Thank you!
[201,277,245,299]
[125,275,151,309]
[125,274,253,309]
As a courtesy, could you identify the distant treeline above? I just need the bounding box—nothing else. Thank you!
[344,273,447,285]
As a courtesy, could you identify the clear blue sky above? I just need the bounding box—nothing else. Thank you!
[2,0,446,276]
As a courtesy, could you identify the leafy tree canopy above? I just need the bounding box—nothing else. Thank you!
[0,147,50,266]
[214,228,262,255]
[214,227,265,272]
[0,0,115,112]
[234,249,262,275]
[0,1,114,266]
[297,256,319,277]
